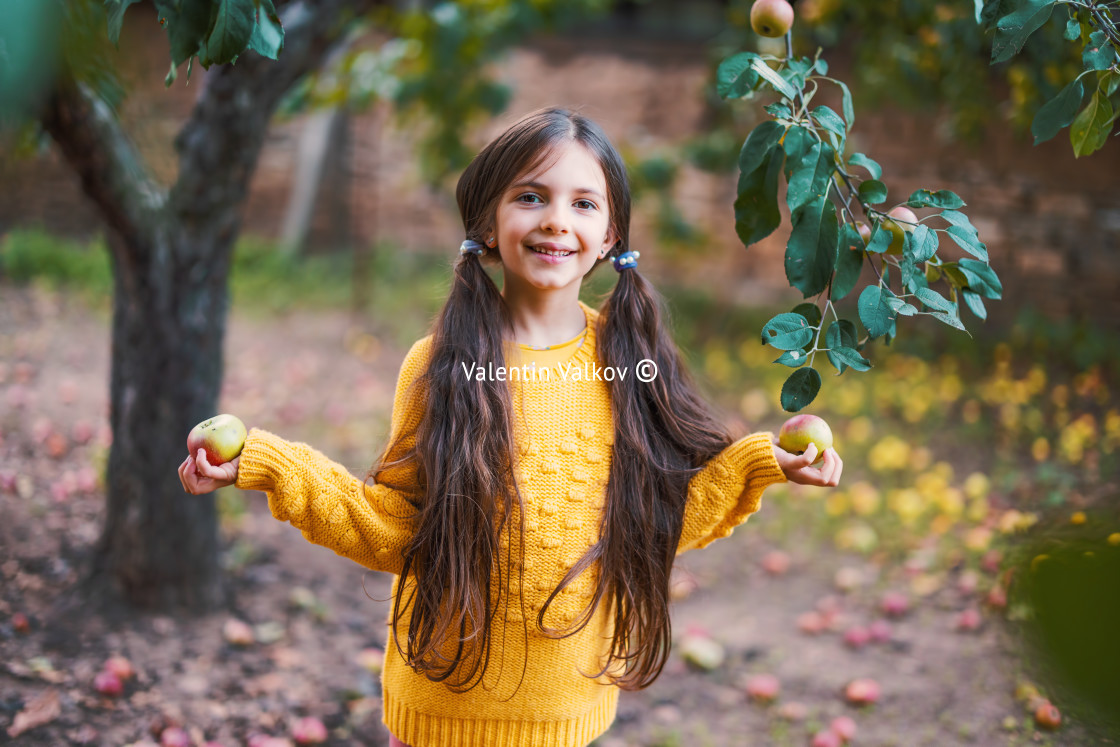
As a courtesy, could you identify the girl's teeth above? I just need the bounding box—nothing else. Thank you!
[533,247,572,257]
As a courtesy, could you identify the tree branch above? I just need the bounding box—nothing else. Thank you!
[39,78,167,262]
[170,0,386,234]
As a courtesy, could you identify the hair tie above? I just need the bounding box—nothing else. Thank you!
[460,239,485,256]
[612,250,640,272]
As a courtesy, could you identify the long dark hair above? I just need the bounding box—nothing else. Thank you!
[370,107,733,691]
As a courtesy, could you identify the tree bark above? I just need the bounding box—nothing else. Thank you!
[39,0,383,612]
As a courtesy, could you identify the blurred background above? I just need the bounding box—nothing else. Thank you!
[1,0,1119,745]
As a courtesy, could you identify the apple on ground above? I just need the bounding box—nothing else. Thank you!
[1034,700,1062,730]
[187,413,247,466]
[750,0,794,37]
[844,678,881,706]
[745,673,781,703]
[811,731,842,747]
[778,414,833,465]
[830,715,858,742]
[292,716,329,744]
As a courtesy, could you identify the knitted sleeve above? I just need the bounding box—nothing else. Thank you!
[234,337,432,574]
[676,432,787,554]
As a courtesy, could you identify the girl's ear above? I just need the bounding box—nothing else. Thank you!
[600,227,618,258]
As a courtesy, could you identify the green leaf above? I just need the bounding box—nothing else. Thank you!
[829,346,871,373]
[780,126,813,179]
[931,309,968,332]
[735,144,784,248]
[906,189,965,209]
[717,52,762,99]
[858,285,896,338]
[765,102,792,118]
[991,0,1057,64]
[207,0,256,65]
[774,349,810,367]
[780,366,822,412]
[1103,71,1120,97]
[915,287,954,312]
[958,258,1004,299]
[962,288,988,320]
[864,224,892,254]
[248,0,284,60]
[975,0,986,24]
[752,57,799,100]
[848,153,881,180]
[787,197,839,298]
[826,319,860,373]
[886,297,919,316]
[1083,31,1118,72]
[1064,16,1080,41]
[858,179,888,205]
[940,209,977,233]
[792,302,823,329]
[153,0,214,68]
[105,0,143,46]
[907,223,939,262]
[812,105,847,139]
[946,225,989,261]
[761,312,814,350]
[1032,76,1086,144]
[739,121,786,175]
[1070,88,1115,157]
[833,226,865,301]
[827,78,855,129]
[786,141,836,213]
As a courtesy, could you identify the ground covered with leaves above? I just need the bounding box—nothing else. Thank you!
[1,284,1117,746]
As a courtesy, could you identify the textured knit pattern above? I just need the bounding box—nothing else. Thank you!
[234,300,788,747]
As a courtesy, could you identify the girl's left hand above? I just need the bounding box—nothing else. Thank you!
[772,439,843,487]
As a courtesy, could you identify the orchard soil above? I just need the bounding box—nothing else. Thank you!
[0,286,1099,746]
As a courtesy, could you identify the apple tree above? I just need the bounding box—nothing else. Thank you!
[3,0,604,612]
[717,0,1117,412]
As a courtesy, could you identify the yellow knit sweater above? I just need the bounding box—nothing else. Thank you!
[235,300,788,747]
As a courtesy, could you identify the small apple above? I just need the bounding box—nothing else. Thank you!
[291,716,328,745]
[1034,700,1062,731]
[848,221,873,253]
[750,0,794,38]
[830,715,858,742]
[761,550,791,576]
[679,631,725,671]
[161,727,191,747]
[776,701,808,721]
[843,626,870,649]
[778,414,833,465]
[745,673,781,703]
[955,608,982,632]
[811,730,842,747]
[868,619,892,643]
[94,669,123,697]
[880,591,909,618]
[844,678,881,706]
[103,655,136,682]
[187,414,247,466]
[883,206,918,256]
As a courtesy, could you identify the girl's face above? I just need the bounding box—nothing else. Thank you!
[491,141,616,298]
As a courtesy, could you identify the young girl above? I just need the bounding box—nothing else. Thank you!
[179,107,842,747]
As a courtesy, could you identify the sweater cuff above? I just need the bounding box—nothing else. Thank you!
[234,428,294,493]
[736,431,787,492]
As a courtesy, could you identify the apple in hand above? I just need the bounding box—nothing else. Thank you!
[778,414,833,465]
[883,206,918,256]
[187,414,247,466]
[750,0,794,38]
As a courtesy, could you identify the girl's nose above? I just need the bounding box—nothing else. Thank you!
[540,205,570,234]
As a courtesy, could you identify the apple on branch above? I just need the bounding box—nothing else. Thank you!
[750,0,794,38]
[883,206,918,256]
[187,414,247,466]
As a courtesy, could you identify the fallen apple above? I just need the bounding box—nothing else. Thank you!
[187,413,247,466]
[811,730,842,747]
[292,716,328,745]
[94,669,123,697]
[843,626,870,650]
[955,608,982,632]
[223,618,255,646]
[1034,700,1062,731]
[745,673,781,703]
[679,631,725,671]
[830,715,858,742]
[161,727,191,747]
[761,550,791,575]
[778,414,833,465]
[880,591,909,618]
[868,619,892,643]
[750,0,794,37]
[102,655,135,682]
[776,701,808,721]
[844,678,881,706]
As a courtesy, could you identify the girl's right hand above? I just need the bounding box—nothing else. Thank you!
[178,449,239,495]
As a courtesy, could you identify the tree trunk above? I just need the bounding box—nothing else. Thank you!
[39,0,384,613]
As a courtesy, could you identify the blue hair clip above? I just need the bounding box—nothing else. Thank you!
[460,239,485,256]
[612,250,640,272]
